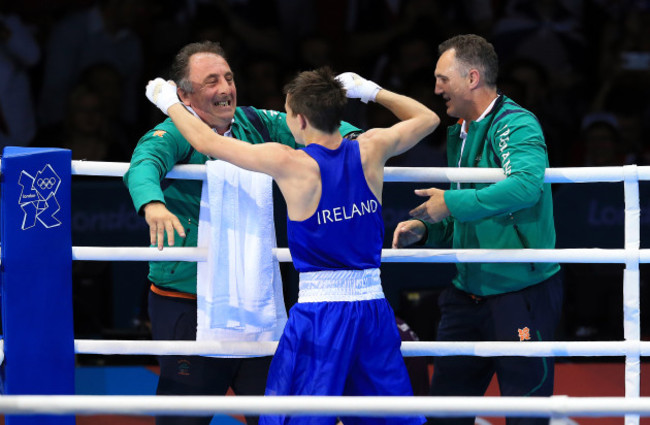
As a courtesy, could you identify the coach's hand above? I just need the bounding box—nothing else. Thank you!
[409,187,451,223]
[392,220,427,248]
[143,201,186,250]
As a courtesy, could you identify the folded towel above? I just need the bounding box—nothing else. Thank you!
[197,160,287,351]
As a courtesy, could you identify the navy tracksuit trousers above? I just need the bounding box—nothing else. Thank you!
[428,272,563,425]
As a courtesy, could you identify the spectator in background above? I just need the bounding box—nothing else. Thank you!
[583,1,650,166]
[591,76,647,165]
[0,8,40,149]
[239,55,285,111]
[498,57,581,167]
[490,0,587,91]
[60,84,111,161]
[569,112,623,167]
[33,83,125,161]
[37,0,143,128]
[273,0,448,77]
[595,0,650,81]
[380,35,438,92]
[78,62,133,160]
[591,0,650,164]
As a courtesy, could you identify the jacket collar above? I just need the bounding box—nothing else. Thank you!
[457,93,505,131]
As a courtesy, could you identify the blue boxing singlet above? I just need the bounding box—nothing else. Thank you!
[287,138,383,273]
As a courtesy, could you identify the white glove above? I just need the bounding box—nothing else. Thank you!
[336,72,381,103]
[145,78,180,115]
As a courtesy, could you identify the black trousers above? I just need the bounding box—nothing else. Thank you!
[149,288,272,425]
[428,273,563,425]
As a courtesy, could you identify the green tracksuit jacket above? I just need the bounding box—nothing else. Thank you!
[423,95,560,296]
[124,106,360,294]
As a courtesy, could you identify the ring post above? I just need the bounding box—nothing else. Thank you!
[1,147,75,425]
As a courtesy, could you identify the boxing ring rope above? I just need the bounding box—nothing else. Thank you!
[2,395,650,418]
[1,159,649,421]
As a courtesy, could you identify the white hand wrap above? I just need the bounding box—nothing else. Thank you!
[336,72,381,103]
[145,78,180,115]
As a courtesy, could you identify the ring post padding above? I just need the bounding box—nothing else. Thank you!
[0,147,75,425]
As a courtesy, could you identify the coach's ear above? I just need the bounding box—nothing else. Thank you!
[468,68,481,90]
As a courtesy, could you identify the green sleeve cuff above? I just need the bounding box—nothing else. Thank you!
[421,219,453,247]
[443,189,474,223]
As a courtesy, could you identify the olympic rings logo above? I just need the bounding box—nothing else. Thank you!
[37,177,57,190]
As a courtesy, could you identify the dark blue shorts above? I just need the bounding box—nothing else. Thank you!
[261,298,425,425]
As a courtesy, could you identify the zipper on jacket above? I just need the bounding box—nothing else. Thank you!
[510,214,535,271]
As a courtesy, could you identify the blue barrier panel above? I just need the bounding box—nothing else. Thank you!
[1,147,75,425]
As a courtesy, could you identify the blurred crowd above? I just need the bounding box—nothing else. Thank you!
[2,0,650,168]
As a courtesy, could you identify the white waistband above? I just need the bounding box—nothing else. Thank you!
[298,268,384,303]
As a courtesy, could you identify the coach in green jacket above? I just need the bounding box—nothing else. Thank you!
[393,35,562,425]
[124,41,359,425]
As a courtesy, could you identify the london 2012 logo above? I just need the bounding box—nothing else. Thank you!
[17,164,62,230]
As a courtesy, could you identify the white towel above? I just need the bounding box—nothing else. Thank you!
[197,160,287,350]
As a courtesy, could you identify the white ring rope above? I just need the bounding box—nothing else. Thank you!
[73,340,650,357]
[0,395,650,417]
[65,160,650,183]
[61,247,650,263]
[3,339,647,358]
[2,160,648,420]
